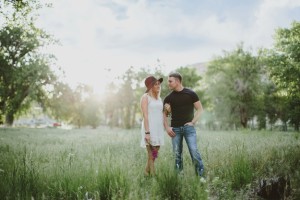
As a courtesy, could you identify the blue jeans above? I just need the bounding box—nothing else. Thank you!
[172,125,204,176]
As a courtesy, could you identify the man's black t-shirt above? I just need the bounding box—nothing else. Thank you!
[163,88,199,127]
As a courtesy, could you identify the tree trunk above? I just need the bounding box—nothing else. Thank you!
[77,118,81,129]
[124,106,131,129]
[295,123,299,132]
[5,112,14,126]
[240,107,248,128]
[131,104,137,128]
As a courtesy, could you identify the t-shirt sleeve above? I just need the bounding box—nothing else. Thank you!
[190,90,199,103]
[163,95,170,104]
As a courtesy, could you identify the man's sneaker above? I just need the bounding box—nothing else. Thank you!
[199,168,204,176]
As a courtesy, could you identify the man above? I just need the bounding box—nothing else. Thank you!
[163,71,205,177]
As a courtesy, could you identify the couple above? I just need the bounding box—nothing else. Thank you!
[140,71,205,177]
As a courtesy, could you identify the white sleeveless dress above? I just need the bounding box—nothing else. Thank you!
[140,95,165,148]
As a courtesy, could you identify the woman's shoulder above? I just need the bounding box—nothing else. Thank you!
[141,93,150,101]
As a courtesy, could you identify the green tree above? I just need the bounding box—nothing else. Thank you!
[48,83,102,128]
[2,0,34,10]
[118,67,138,129]
[81,94,102,129]
[0,0,57,125]
[265,21,300,131]
[46,82,76,123]
[71,84,100,128]
[103,81,119,127]
[205,44,264,129]
[0,25,57,125]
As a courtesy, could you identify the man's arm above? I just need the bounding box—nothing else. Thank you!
[163,104,176,137]
[185,100,203,126]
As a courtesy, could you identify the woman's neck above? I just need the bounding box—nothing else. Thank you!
[149,91,159,99]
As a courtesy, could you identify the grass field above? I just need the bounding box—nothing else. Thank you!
[0,127,299,199]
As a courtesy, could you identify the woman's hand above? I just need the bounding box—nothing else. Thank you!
[166,126,176,138]
[145,133,151,144]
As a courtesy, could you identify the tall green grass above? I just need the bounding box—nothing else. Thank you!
[0,127,299,199]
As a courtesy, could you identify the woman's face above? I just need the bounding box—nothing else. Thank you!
[152,81,161,92]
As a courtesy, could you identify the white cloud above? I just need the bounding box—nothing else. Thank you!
[32,0,300,94]
[248,0,300,48]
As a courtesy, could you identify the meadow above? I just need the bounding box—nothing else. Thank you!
[0,127,299,200]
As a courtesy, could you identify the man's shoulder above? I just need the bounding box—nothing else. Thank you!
[163,91,174,101]
[183,88,199,99]
[183,87,196,93]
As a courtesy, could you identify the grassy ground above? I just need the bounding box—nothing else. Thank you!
[0,127,299,199]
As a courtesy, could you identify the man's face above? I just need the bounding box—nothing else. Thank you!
[168,77,177,90]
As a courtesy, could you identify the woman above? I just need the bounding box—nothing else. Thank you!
[140,75,165,176]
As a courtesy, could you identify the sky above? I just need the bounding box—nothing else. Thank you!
[31,0,300,94]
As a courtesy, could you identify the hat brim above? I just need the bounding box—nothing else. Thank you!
[145,78,163,93]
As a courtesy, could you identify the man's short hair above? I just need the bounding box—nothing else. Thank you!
[168,71,182,82]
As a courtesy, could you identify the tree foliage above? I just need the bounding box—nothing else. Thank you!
[0,0,57,125]
[265,21,300,131]
[205,44,264,129]
[47,82,102,128]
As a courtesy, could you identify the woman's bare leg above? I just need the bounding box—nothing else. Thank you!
[145,145,153,176]
[151,146,161,175]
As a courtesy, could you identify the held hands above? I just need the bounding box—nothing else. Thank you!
[164,103,175,137]
[164,103,171,115]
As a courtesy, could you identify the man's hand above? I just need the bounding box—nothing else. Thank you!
[184,122,194,126]
[166,126,176,137]
[164,103,171,115]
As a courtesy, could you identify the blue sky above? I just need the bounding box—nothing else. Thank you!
[30,0,300,93]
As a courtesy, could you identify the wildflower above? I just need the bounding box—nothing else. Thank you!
[152,148,158,160]
[150,145,158,161]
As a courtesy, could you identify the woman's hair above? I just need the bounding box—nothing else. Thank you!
[168,71,182,82]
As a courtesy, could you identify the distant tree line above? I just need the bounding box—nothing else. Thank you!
[0,1,299,131]
[205,21,300,131]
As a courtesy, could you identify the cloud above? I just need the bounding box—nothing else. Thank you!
[248,0,300,48]
[33,0,300,91]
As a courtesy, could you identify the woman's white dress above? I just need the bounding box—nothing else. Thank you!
[140,95,165,148]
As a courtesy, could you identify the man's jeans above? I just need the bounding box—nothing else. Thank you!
[172,125,204,176]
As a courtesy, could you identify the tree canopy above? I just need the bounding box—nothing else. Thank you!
[205,44,265,129]
[265,21,300,131]
[0,0,57,125]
